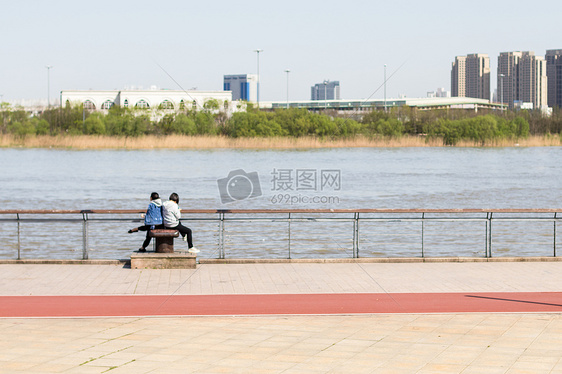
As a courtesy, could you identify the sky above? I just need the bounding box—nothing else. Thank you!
[1,0,560,103]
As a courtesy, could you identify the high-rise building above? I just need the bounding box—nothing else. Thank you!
[451,54,490,100]
[451,56,466,97]
[311,81,340,100]
[466,54,490,100]
[436,87,451,98]
[546,49,562,108]
[497,51,547,109]
[223,74,258,102]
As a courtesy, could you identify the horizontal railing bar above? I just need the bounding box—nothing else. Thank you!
[0,218,143,223]
[1,217,558,224]
[1,209,562,215]
[222,218,355,222]
[485,218,560,221]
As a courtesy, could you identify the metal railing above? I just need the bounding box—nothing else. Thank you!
[0,209,560,260]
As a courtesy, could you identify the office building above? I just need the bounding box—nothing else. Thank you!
[223,74,258,102]
[311,81,340,100]
[546,49,562,108]
[497,51,547,109]
[451,54,490,100]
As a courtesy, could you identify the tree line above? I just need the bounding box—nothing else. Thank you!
[1,101,562,145]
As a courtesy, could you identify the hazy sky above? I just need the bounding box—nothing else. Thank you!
[1,0,560,103]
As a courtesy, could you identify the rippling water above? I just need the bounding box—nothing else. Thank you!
[1,147,561,259]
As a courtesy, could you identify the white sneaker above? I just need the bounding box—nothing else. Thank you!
[188,247,200,254]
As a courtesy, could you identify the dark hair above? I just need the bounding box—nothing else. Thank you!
[150,192,159,200]
[169,192,179,204]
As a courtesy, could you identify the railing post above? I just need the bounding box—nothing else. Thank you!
[486,212,493,258]
[287,213,291,259]
[219,212,225,259]
[353,212,359,258]
[554,213,556,257]
[17,214,21,260]
[554,213,557,257]
[421,213,425,258]
[82,212,89,260]
[485,218,488,258]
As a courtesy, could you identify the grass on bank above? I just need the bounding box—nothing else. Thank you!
[1,134,561,149]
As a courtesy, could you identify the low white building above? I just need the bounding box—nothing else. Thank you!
[60,89,233,112]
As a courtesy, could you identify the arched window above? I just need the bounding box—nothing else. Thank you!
[192,100,197,110]
[135,99,150,109]
[101,100,114,110]
[123,99,129,108]
[159,100,174,110]
[83,100,96,110]
[179,100,185,110]
[65,100,71,108]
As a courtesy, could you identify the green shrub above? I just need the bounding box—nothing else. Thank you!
[83,113,106,135]
[34,119,50,135]
[8,121,35,137]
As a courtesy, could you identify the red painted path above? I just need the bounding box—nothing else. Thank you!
[2,292,562,317]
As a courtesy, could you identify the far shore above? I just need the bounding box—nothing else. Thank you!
[1,134,561,149]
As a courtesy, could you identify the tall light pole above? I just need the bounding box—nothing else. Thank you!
[323,80,328,109]
[254,49,263,108]
[284,69,290,109]
[499,73,505,112]
[45,65,53,109]
[384,64,386,113]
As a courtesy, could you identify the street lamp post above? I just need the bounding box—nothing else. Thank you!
[323,80,328,109]
[254,49,263,108]
[284,69,290,109]
[45,65,53,109]
[384,64,386,113]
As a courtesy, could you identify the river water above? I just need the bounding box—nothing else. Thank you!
[1,147,561,259]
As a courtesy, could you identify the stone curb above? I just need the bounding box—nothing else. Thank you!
[199,256,562,264]
[0,259,128,265]
[2,256,562,265]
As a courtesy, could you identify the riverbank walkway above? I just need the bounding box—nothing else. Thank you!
[1,260,562,373]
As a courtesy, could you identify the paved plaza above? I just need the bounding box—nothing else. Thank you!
[1,261,562,373]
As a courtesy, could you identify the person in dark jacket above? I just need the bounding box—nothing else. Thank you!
[128,192,164,252]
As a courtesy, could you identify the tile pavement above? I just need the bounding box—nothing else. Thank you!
[1,261,562,373]
[2,261,562,296]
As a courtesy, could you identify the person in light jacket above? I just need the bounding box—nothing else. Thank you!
[162,192,199,253]
[128,192,164,252]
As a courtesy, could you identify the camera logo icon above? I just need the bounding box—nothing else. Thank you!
[217,169,262,204]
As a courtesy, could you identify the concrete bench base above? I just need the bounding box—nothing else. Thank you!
[130,252,197,269]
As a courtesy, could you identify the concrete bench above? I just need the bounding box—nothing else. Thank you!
[131,229,196,269]
[149,229,179,253]
[130,252,196,269]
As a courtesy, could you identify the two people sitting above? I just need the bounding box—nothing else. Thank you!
[129,192,199,254]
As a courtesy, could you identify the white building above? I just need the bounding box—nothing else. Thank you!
[60,89,233,112]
